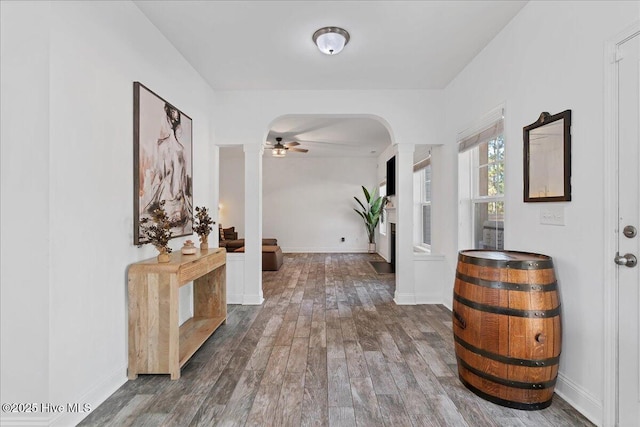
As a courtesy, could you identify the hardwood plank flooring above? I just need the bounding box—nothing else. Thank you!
[80,253,594,427]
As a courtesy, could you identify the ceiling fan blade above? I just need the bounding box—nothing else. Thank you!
[288,147,309,153]
[265,141,275,146]
[294,139,356,147]
[284,141,300,147]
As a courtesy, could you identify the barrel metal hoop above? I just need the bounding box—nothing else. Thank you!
[456,271,557,292]
[452,310,467,329]
[458,376,553,411]
[457,357,557,390]
[458,251,554,270]
[454,335,560,367]
[453,293,561,318]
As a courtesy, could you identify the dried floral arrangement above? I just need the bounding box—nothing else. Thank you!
[194,206,214,240]
[139,200,173,253]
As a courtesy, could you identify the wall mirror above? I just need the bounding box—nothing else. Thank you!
[523,110,571,202]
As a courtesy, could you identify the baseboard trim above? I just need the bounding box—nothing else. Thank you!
[414,293,442,305]
[226,293,244,304]
[394,293,446,305]
[554,371,602,426]
[50,365,127,427]
[282,247,369,253]
[242,294,264,305]
[394,292,416,305]
[227,293,263,306]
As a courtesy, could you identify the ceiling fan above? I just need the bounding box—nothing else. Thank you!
[266,137,309,157]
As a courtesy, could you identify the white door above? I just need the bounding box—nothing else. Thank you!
[617,30,640,427]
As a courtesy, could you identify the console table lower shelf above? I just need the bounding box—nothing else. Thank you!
[127,248,226,380]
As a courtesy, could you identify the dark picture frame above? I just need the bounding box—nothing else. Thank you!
[523,110,571,202]
[133,82,193,244]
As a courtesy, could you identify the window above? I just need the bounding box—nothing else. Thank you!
[472,136,504,249]
[414,157,431,249]
[458,108,505,250]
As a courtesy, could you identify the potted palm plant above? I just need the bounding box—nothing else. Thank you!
[353,186,388,253]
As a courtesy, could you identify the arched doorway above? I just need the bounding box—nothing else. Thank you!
[262,115,393,255]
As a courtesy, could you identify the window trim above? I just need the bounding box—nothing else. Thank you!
[415,162,432,251]
[469,137,505,250]
[457,105,506,251]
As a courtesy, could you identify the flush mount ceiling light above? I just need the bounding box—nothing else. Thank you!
[312,26,350,55]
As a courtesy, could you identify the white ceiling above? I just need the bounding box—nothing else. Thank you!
[266,116,391,157]
[135,0,527,157]
[135,0,527,91]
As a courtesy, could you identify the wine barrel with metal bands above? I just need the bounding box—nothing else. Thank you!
[452,250,562,410]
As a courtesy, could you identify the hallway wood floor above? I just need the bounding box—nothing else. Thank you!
[80,253,593,426]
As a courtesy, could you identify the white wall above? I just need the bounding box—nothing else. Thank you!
[439,1,639,424]
[219,147,245,236]
[213,90,443,304]
[263,156,378,252]
[220,151,379,252]
[225,253,245,304]
[414,253,445,303]
[0,3,51,425]
[1,1,218,426]
[214,90,443,147]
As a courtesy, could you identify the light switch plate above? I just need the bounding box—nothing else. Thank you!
[540,206,565,226]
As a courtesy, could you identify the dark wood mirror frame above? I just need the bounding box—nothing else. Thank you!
[523,110,571,202]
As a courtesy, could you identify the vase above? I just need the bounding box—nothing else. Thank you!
[199,235,209,250]
[157,249,170,263]
[368,243,376,253]
[181,240,197,255]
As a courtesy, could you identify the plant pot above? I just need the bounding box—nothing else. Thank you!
[199,235,209,250]
[157,251,170,263]
[368,243,376,253]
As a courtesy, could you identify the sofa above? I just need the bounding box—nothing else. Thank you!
[218,225,278,253]
[234,245,284,271]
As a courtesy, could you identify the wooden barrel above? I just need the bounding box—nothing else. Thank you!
[452,250,562,410]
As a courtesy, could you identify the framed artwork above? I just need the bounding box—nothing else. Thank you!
[133,82,193,244]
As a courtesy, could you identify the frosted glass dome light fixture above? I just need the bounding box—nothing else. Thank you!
[272,147,286,157]
[312,27,350,55]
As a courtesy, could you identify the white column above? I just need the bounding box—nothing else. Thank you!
[243,143,264,305]
[211,145,220,247]
[394,143,416,304]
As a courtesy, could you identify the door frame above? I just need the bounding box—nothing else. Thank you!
[603,21,640,427]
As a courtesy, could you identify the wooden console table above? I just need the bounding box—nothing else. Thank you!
[127,248,226,380]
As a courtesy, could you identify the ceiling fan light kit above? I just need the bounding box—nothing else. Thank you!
[312,26,350,55]
[272,147,286,157]
[269,137,309,157]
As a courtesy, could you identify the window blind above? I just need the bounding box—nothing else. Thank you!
[413,156,431,172]
[458,106,504,153]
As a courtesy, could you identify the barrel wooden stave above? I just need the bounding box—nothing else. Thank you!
[452,250,562,410]
[457,363,555,407]
[453,307,560,362]
[454,343,559,385]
